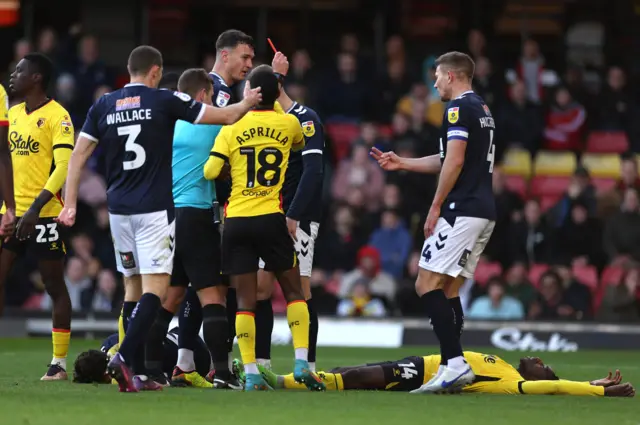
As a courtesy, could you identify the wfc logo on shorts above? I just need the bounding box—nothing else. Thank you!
[242,188,273,197]
[9,132,40,155]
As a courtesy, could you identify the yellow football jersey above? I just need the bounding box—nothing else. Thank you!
[208,109,304,218]
[0,84,8,125]
[1,100,75,217]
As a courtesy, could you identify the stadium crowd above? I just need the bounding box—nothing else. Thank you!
[2,24,640,322]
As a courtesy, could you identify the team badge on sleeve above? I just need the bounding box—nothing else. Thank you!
[61,120,73,135]
[447,107,459,124]
[302,120,315,137]
[173,92,192,102]
[216,91,231,107]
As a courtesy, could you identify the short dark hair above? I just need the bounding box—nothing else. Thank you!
[159,72,180,91]
[248,64,279,107]
[128,45,163,76]
[435,51,475,80]
[73,350,109,384]
[178,68,213,98]
[215,30,254,53]
[23,53,54,90]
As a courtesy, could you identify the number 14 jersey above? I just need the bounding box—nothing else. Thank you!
[210,110,304,218]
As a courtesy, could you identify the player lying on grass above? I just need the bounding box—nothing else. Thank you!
[72,329,244,386]
[258,351,635,397]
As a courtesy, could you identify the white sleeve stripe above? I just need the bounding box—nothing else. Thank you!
[79,131,98,143]
[447,130,469,138]
[302,149,323,156]
[193,103,206,124]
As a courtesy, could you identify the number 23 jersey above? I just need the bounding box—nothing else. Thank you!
[210,110,304,218]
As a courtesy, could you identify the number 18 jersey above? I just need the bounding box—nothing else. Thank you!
[440,91,496,221]
[211,110,304,218]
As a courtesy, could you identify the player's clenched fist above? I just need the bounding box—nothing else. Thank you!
[56,206,76,227]
[272,51,289,76]
[370,147,402,171]
[242,81,262,107]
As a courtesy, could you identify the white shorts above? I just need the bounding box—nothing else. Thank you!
[109,210,176,277]
[259,221,319,277]
[418,216,495,279]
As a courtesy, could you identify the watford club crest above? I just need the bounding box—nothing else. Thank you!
[447,107,459,124]
[37,118,46,128]
[302,120,315,137]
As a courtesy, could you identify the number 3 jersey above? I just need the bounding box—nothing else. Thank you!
[80,83,205,215]
[1,100,74,217]
[440,91,496,221]
[205,109,304,218]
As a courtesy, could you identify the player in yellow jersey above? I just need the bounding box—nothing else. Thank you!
[204,64,324,392]
[0,53,73,380]
[0,83,15,240]
[259,352,635,397]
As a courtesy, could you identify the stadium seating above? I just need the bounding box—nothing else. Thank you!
[591,177,617,193]
[501,148,532,177]
[533,150,577,176]
[528,264,549,287]
[530,175,571,199]
[571,264,599,291]
[504,175,528,198]
[586,131,629,153]
[326,122,360,161]
[601,266,624,287]
[474,261,503,285]
[581,153,621,179]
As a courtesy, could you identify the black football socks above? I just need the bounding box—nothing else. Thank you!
[226,288,238,356]
[307,297,318,369]
[255,299,274,363]
[145,307,174,375]
[449,296,465,338]
[122,301,136,332]
[119,293,161,369]
[178,288,203,360]
[202,303,230,379]
[421,290,462,363]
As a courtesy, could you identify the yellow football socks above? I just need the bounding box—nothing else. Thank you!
[283,372,343,390]
[52,328,70,370]
[236,311,257,367]
[287,300,310,359]
[118,310,125,345]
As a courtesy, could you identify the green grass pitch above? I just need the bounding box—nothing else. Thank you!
[1,338,639,425]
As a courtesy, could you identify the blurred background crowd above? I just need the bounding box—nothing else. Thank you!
[2,0,640,322]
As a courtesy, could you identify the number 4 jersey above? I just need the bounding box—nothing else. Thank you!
[205,109,305,218]
[80,83,205,215]
[440,91,496,221]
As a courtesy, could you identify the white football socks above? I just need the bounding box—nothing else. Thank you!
[176,349,195,372]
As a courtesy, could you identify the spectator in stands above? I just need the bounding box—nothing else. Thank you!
[543,86,586,151]
[596,66,632,133]
[315,205,365,272]
[379,57,413,122]
[508,198,555,265]
[467,277,525,320]
[369,208,411,280]
[598,265,640,322]
[396,251,422,316]
[78,167,108,208]
[564,64,592,115]
[548,166,597,227]
[528,270,580,320]
[288,49,315,88]
[337,279,387,317]
[339,245,396,304]
[7,38,32,80]
[472,56,502,109]
[90,203,117,273]
[397,82,444,129]
[343,186,375,236]
[496,80,544,154]
[552,263,593,320]
[69,233,101,280]
[507,38,558,104]
[484,168,524,266]
[73,35,111,114]
[604,188,640,263]
[466,29,487,60]
[504,262,537,313]
[556,200,604,269]
[616,152,640,194]
[54,73,82,126]
[354,121,390,153]
[332,143,385,212]
[41,257,92,312]
[92,269,119,312]
[376,184,410,226]
[317,52,370,120]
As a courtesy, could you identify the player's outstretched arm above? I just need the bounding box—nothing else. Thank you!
[199,85,262,126]
[519,379,621,396]
[56,136,96,227]
[370,147,441,174]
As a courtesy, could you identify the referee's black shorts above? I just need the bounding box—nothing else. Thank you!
[222,213,297,275]
[171,207,223,290]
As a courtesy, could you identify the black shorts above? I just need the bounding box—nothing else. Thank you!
[222,213,297,275]
[367,356,425,392]
[171,207,223,290]
[0,216,66,260]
